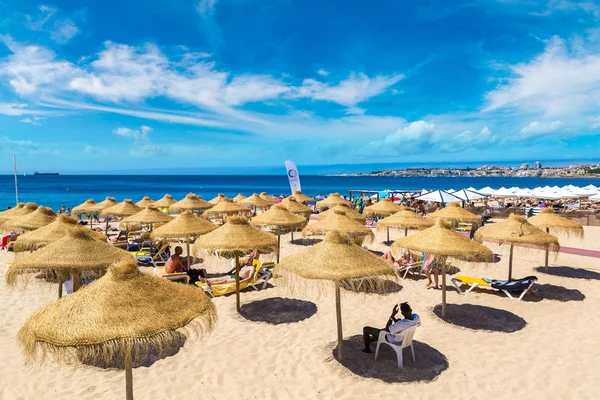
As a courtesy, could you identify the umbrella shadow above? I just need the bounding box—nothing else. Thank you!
[79,332,187,369]
[534,266,600,280]
[433,304,527,333]
[330,335,448,383]
[522,283,585,302]
[291,238,322,246]
[240,297,317,324]
[340,278,403,295]
[382,240,394,246]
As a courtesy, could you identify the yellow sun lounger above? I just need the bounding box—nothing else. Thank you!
[451,275,537,301]
[195,260,272,297]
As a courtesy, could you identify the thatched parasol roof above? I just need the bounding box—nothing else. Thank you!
[528,208,584,238]
[101,199,142,218]
[202,199,251,218]
[363,198,404,217]
[135,196,154,208]
[251,205,307,228]
[232,193,247,203]
[304,209,373,241]
[72,199,97,214]
[13,216,106,252]
[0,202,38,226]
[318,205,366,223]
[193,216,277,256]
[18,259,216,367]
[91,197,118,212]
[153,194,177,208]
[474,214,560,249]
[392,219,494,262]
[0,202,25,219]
[169,193,212,213]
[209,193,228,205]
[315,193,350,209]
[259,192,278,203]
[240,193,273,208]
[377,210,434,231]
[291,191,314,204]
[6,228,132,287]
[151,211,217,239]
[280,197,312,215]
[121,207,174,225]
[426,203,481,226]
[3,206,56,232]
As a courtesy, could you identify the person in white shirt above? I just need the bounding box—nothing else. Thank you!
[362,302,420,353]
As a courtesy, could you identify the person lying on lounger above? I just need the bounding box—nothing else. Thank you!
[362,302,420,353]
[380,250,413,269]
[198,264,255,285]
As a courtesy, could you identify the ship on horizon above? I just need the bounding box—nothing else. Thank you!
[33,171,59,176]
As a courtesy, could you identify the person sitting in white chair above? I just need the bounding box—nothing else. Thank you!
[362,302,420,353]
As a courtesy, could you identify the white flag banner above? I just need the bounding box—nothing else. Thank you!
[285,160,302,194]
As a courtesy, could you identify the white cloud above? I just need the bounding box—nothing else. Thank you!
[590,115,600,128]
[0,103,29,116]
[24,5,79,44]
[520,120,562,137]
[50,19,79,44]
[317,69,329,76]
[19,116,43,125]
[83,145,101,154]
[377,120,436,153]
[0,136,46,156]
[197,0,218,17]
[113,125,152,140]
[437,126,498,152]
[528,0,600,19]
[130,143,169,158]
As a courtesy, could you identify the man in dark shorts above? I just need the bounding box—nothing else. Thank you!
[362,302,420,353]
[165,246,203,283]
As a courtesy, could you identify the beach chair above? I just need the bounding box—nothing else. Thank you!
[1,234,18,253]
[394,254,434,280]
[374,316,421,368]
[153,266,190,284]
[195,260,272,298]
[451,275,537,301]
[132,242,170,268]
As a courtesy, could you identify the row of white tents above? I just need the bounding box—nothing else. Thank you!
[414,184,600,203]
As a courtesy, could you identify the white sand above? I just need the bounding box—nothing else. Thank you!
[1,226,599,399]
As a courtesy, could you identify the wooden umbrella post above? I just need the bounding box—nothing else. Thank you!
[440,256,447,318]
[72,270,81,292]
[276,231,281,263]
[508,244,514,280]
[386,227,390,243]
[335,284,343,360]
[125,349,134,400]
[58,278,63,299]
[89,213,93,230]
[404,227,408,237]
[235,254,241,313]
[544,227,550,273]
[186,236,191,270]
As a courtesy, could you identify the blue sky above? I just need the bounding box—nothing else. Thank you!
[0,0,599,174]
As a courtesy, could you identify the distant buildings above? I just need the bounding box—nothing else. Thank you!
[534,161,542,169]
[520,163,529,170]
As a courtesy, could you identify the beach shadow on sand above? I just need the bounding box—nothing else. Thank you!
[330,335,448,383]
[433,304,527,332]
[240,297,317,324]
[534,266,600,281]
[339,278,403,295]
[79,332,187,369]
[291,238,322,246]
[522,283,585,302]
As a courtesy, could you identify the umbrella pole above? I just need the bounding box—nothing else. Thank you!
[72,270,81,292]
[277,231,281,263]
[89,214,93,230]
[125,349,134,400]
[335,284,343,360]
[508,244,514,280]
[58,278,63,299]
[186,237,191,269]
[441,256,447,318]
[404,227,408,237]
[291,230,294,241]
[544,227,550,273]
[235,254,241,313]
[386,227,389,243]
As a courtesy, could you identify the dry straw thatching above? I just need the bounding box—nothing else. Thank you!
[3,206,56,232]
[240,193,273,208]
[202,199,251,218]
[528,208,584,238]
[305,210,373,242]
[153,194,177,208]
[291,190,314,203]
[426,203,481,226]
[315,193,350,209]
[376,210,434,242]
[152,210,217,239]
[317,205,366,223]
[0,202,25,219]
[18,259,216,400]
[363,198,404,217]
[232,193,247,202]
[209,193,228,205]
[101,199,142,218]
[13,216,106,252]
[251,205,307,262]
[91,197,118,213]
[280,197,312,215]
[169,193,212,213]
[121,207,174,225]
[0,202,37,227]
[135,196,154,208]
[259,192,278,203]
[276,231,395,360]
[72,199,97,214]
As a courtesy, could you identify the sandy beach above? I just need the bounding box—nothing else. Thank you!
[1,224,599,400]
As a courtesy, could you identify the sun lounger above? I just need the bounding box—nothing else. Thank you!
[132,243,170,268]
[451,275,538,301]
[153,266,190,284]
[195,260,272,297]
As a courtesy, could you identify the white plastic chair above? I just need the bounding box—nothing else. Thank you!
[374,322,420,368]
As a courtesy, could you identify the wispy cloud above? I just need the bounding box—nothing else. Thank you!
[196,0,218,17]
[520,120,562,137]
[19,116,44,125]
[24,5,79,44]
[0,136,47,156]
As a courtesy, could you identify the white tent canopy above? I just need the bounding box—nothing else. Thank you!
[415,190,462,203]
[478,186,496,195]
[451,189,487,201]
[589,193,600,202]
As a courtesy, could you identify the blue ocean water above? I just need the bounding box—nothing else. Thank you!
[0,175,598,211]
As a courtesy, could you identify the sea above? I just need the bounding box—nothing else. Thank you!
[1,175,598,211]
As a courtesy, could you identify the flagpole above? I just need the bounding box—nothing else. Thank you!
[13,154,19,205]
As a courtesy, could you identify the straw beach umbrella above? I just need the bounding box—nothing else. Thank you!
[0,202,37,229]
[193,216,277,312]
[251,205,307,262]
[72,198,97,229]
[363,198,403,218]
[276,231,394,360]
[169,193,212,213]
[0,202,25,219]
[203,199,251,221]
[121,206,174,231]
[18,259,216,400]
[6,228,132,298]
[135,196,154,208]
[304,209,373,243]
[281,197,312,217]
[153,194,177,209]
[318,205,366,224]
[475,214,559,280]
[377,210,434,242]
[91,197,118,234]
[209,193,228,205]
[232,193,247,203]
[392,220,494,317]
[3,206,56,233]
[427,203,481,227]
[152,210,217,267]
[528,208,583,272]
[102,199,142,218]
[315,193,350,209]
[291,190,314,204]
[240,193,273,213]
[259,192,278,203]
